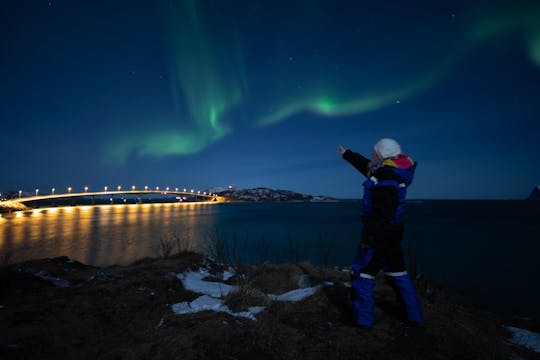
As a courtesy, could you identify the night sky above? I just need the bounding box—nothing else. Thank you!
[1,0,539,199]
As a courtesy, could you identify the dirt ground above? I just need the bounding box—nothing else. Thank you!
[0,253,538,359]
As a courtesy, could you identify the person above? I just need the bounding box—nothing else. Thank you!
[338,138,423,328]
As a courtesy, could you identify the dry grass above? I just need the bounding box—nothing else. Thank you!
[0,250,12,267]
[223,284,267,313]
[159,235,175,259]
[202,228,229,263]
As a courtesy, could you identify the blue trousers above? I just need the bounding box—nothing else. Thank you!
[351,243,423,327]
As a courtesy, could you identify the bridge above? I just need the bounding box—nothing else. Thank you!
[5,187,225,208]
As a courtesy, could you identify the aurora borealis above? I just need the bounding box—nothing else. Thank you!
[1,0,540,198]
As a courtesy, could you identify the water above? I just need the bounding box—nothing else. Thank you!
[1,200,539,319]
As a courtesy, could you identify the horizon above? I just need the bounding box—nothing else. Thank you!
[2,184,537,201]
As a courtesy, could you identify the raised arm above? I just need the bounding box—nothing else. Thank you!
[339,145,371,177]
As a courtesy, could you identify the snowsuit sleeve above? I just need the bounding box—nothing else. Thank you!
[342,150,370,177]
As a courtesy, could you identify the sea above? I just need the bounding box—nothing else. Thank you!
[1,200,538,319]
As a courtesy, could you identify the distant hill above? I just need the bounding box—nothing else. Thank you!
[211,187,337,202]
[528,185,540,200]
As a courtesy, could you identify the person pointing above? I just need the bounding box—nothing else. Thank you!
[338,139,423,327]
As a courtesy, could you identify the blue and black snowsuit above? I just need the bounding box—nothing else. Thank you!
[343,149,423,327]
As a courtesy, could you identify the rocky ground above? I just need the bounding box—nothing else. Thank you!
[1,253,539,359]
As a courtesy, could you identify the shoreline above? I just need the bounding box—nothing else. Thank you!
[1,253,539,359]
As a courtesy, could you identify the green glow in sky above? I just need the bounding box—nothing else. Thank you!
[255,3,540,129]
[468,3,540,66]
[530,33,540,66]
[108,1,540,163]
[256,62,454,127]
[108,0,245,162]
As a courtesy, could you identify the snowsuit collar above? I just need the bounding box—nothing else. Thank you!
[368,154,416,185]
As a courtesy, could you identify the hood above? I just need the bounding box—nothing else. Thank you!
[381,155,417,186]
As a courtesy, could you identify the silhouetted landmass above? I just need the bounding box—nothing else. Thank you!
[216,187,336,202]
[528,186,540,200]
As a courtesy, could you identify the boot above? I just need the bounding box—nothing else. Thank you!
[351,274,375,327]
[390,273,423,324]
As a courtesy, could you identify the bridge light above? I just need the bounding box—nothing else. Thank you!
[84,186,88,192]
[104,186,108,192]
[117,186,121,191]
[175,187,178,191]
[144,186,148,191]
[183,188,186,192]
[35,189,39,196]
[132,185,135,190]
[191,189,194,193]
[52,188,55,195]
[68,187,72,194]
[203,192,206,195]
[197,191,200,194]
[166,187,169,191]
[156,186,159,190]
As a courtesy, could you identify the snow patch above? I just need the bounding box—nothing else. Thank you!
[174,267,322,321]
[177,269,237,298]
[172,295,222,314]
[221,267,235,281]
[172,295,265,320]
[268,286,321,302]
[34,271,71,287]
[505,326,540,353]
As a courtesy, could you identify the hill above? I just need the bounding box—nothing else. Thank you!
[214,187,336,202]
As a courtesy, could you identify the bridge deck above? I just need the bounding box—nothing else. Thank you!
[8,190,217,203]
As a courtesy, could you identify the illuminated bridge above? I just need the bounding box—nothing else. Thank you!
[6,186,225,208]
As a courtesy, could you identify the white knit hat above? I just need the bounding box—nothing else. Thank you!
[374,138,402,158]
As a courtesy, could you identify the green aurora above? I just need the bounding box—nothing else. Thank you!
[105,1,540,162]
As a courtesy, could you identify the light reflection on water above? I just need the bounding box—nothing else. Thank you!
[0,203,217,267]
